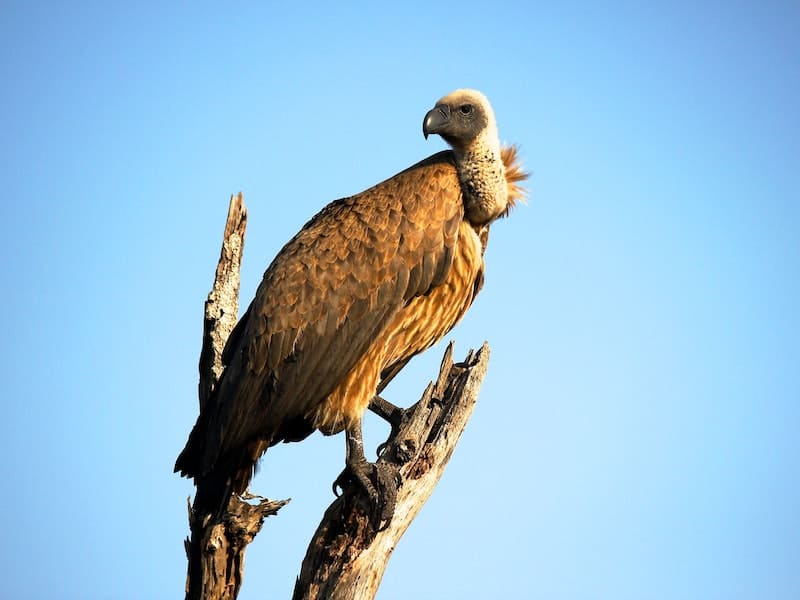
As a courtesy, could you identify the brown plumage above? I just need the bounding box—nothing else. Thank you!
[176,89,527,516]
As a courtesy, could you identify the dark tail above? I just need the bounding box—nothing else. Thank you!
[176,408,231,519]
[192,467,237,521]
[174,409,212,480]
[176,412,258,520]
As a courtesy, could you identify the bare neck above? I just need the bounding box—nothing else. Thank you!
[452,135,508,226]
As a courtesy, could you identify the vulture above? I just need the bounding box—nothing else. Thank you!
[175,89,527,520]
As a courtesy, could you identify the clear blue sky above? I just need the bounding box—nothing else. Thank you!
[2,2,799,599]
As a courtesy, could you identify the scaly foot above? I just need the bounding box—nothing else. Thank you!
[332,422,400,527]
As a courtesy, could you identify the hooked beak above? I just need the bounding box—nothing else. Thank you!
[423,104,450,139]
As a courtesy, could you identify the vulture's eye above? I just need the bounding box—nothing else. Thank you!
[459,104,473,115]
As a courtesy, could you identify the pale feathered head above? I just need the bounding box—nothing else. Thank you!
[422,89,500,155]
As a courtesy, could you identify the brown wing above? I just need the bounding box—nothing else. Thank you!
[187,150,464,474]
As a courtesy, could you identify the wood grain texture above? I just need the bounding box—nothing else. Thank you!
[198,192,247,412]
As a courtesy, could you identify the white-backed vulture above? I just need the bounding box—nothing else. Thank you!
[175,89,527,520]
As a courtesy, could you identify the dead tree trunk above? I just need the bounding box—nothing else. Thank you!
[182,193,490,600]
[184,193,289,600]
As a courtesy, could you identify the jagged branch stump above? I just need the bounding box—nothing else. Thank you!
[184,193,289,600]
[198,192,248,411]
[182,193,491,600]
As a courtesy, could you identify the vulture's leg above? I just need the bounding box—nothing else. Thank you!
[369,395,415,456]
[333,421,374,498]
[332,418,399,525]
[368,395,405,423]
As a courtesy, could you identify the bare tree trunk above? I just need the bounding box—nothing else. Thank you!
[181,193,490,600]
[197,192,248,412]
[293,342,490,600]
[184,193,289,600]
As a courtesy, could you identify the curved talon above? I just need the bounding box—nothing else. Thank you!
[336,458,378,497]
[332,472,346,497]
[376,441,390,457]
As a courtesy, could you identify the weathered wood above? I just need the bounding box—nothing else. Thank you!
[184,192,289,600]
[198,192,247,412]
[185,495,290,600]
[293,342,491,600]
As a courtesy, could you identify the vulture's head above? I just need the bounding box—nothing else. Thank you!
[422,89,500,155]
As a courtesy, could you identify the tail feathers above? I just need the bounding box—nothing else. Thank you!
[176,423,260,520]
[192,467,237,520]
[175,429,234,520]
[181,451,258,520]
[174,408,215,478]
[175,409,237,520]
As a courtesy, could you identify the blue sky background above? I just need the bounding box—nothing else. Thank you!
[2,2,799,599]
